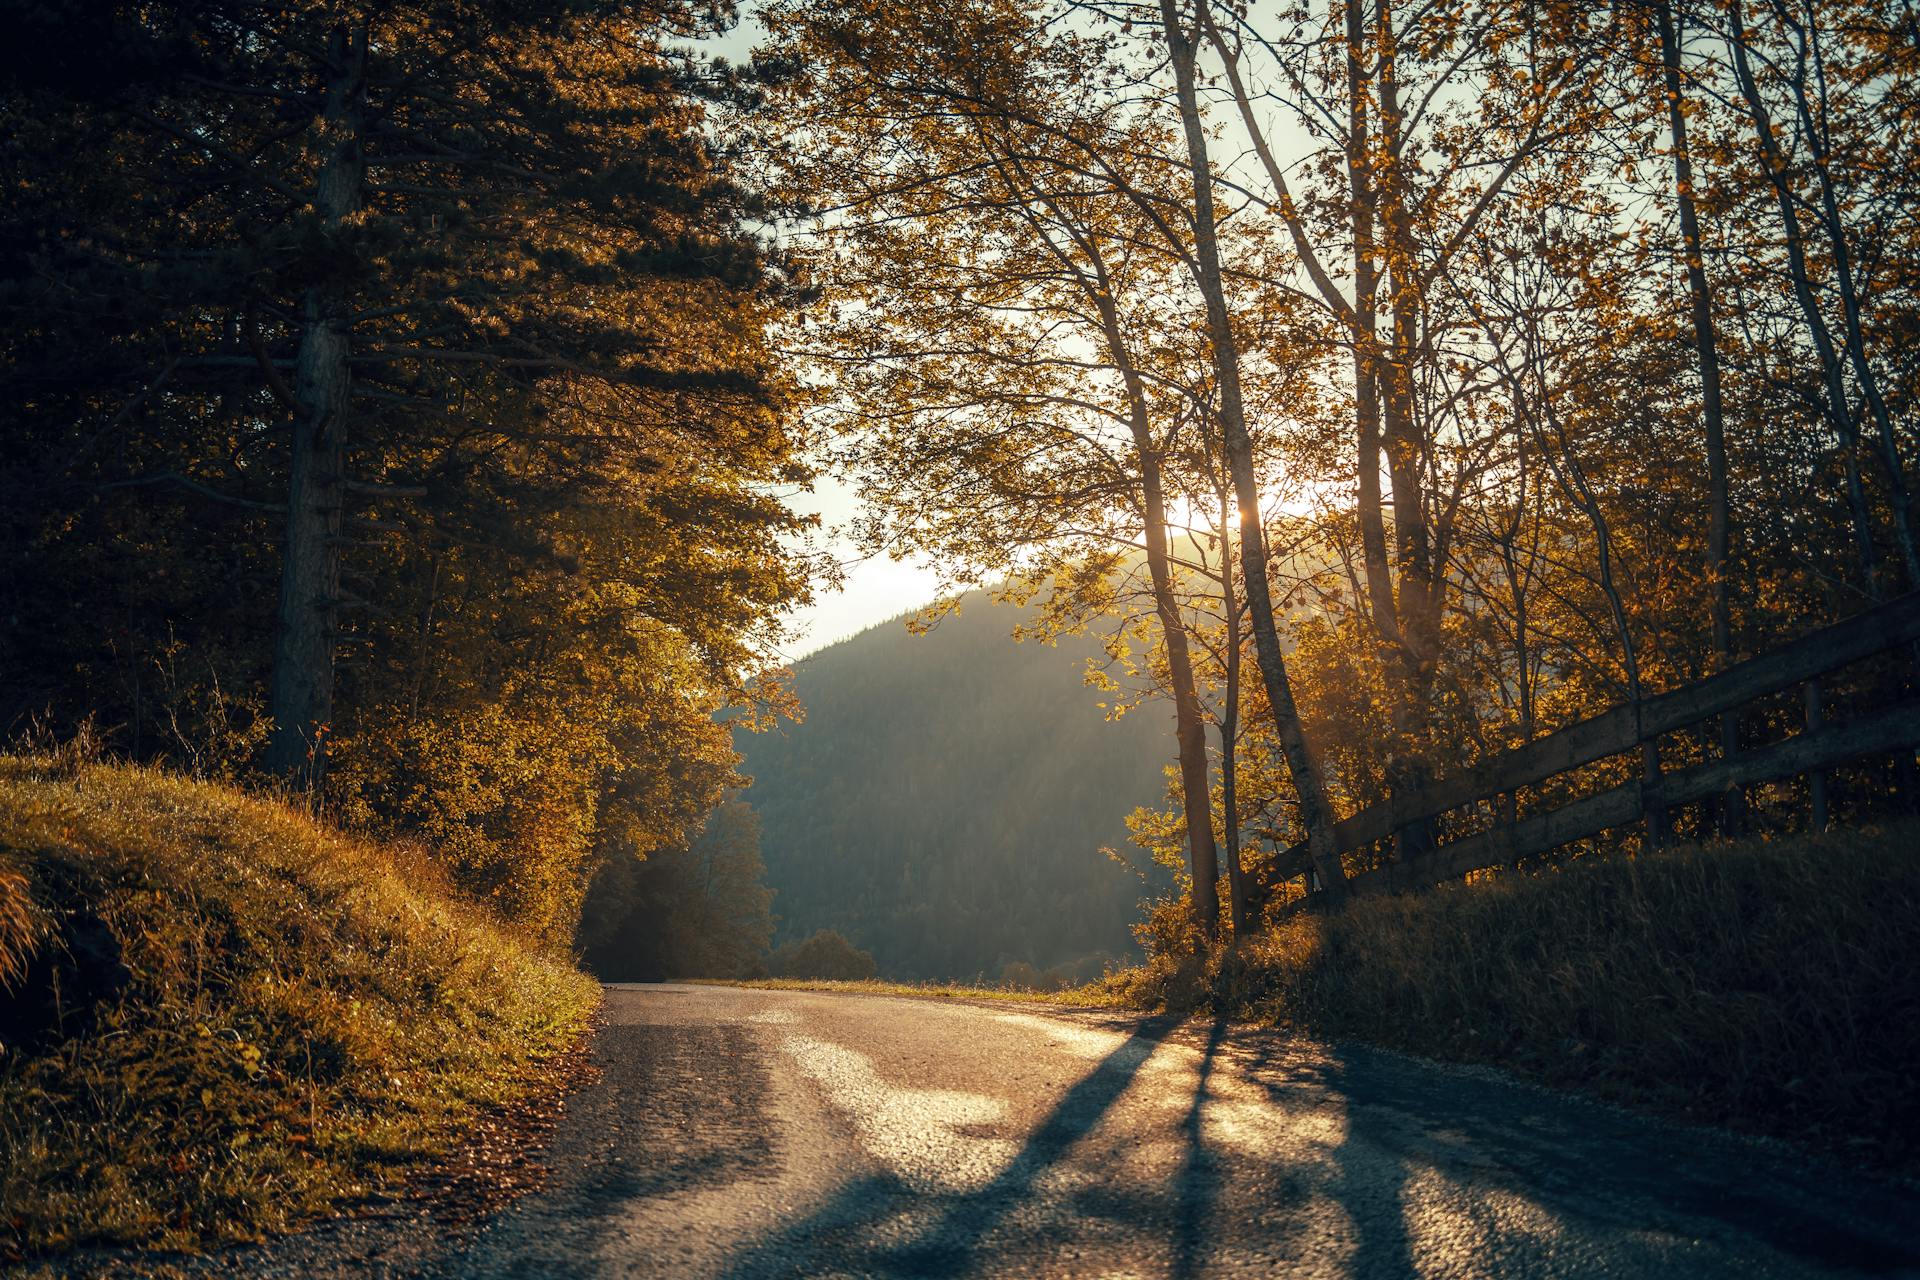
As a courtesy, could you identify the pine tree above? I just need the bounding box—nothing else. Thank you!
[1,0,812,936]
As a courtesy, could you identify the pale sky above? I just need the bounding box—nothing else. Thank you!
[691,18,950,660]
[776,475,945,661]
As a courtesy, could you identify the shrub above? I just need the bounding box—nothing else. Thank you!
[772,929,878,980]
[0,851,38,993]
[998,960,1075,992]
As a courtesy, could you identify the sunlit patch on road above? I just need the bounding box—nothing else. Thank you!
[992,1012,1349,1154]
[777,1033,1020,1193]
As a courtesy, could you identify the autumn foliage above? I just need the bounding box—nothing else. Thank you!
[763,0,1920,937]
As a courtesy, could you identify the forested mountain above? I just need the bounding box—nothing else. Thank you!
[737,595,1175,981]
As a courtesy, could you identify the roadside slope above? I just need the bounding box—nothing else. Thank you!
[0,754,598,1267]
[1099,823,1920,1167]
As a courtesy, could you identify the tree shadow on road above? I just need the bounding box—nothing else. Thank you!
[710,1013,1420,1280]
[708,1011,1920,1279]
[1169,1016,1226,1280]
[1215,1032,1920,1276]
[716,1013,1194,1279]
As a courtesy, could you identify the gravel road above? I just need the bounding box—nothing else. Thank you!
[202,982,1920,1278]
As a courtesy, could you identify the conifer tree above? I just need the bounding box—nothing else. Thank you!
[1,0,811,934]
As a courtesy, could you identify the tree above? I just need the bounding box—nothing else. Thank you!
[764,0,1238,932]
[1190,0,1620,854]
[771,929,878,981]
[578,798,779,980]
[1154,0,1344,893]
[1,0,813,938]
[1652,0,1742,832]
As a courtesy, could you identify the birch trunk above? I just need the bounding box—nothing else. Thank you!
[1158,0,1344,898]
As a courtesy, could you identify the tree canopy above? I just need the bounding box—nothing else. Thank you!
[760,0,1920,943]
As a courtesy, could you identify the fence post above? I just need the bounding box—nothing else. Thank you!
[1641,737,1667,850]
[1804,678,1829,834]
[1500,790,1519,867]
[1720,708,1747,837]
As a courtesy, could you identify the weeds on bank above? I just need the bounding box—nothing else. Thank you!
[0,755,599,1264]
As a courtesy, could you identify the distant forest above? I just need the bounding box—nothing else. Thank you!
[736,595,1174,981]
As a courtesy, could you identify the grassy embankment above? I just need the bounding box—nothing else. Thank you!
[0,754,599,1267]
[1092,823,1920,1164]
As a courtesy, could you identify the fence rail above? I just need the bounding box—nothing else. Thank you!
[1257,591,1920,905]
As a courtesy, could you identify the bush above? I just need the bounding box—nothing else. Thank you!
[998,960,1075,992]
[0,851,37,994]
[772,929,878,980]
[0,755,599,1264]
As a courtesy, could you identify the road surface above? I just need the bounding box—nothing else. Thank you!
[212,982,1920,1278]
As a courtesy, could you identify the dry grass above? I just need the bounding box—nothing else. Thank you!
[0,853,37,993]
[1092,822,1920,1165]
[0,755,599,1267]
[695,976,1092,1005]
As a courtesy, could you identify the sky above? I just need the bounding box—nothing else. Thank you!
[689,16,950,660]
[776,476,945,660]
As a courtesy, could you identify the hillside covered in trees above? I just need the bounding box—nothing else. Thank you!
[738,596,1174,981]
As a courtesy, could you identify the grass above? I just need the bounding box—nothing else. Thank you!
[692,976,1097,1004]
[1091,822,1920,1166]
[0,754,600,1268]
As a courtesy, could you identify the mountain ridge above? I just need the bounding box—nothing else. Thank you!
[735,592,1176,980]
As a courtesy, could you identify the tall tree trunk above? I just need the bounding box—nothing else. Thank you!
[1495,419,1534,742]
[985,141,1227,938]
[1656,0,1744,833]
[1373,0,1442,856]
[1142,456,1222,941]
[1158,0,1344,897]
[265,24,366,786]
[1218,480,1248,936]
[1204,2,1423,854]
[1345,0,1397,645]
[1727,0,1883,598]
[1102,307,1223,940]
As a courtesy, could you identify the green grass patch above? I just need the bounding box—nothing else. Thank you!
[0,755,599,1266]
[1092,823,1920,1165]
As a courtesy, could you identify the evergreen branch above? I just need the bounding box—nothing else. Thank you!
[99,471,285,512]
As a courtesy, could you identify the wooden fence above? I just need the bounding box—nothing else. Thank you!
[1256,590,1920,907]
